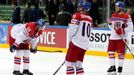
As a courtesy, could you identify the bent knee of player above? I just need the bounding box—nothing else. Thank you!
[65,61,74,67]
[23,50,30,57]
[15,50,23,57]
[74,61,83,68]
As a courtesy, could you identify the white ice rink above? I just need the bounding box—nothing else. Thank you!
[0,48,134,75]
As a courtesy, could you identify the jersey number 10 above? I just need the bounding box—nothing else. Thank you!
[82,22,91,38]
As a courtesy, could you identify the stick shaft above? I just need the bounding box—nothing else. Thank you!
[120,35,134,58]
[53,61,65,75]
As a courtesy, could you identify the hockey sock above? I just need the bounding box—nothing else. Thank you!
[74,61,84,75]
[109,52,115,66]
[14,50,23,71]
[23,56,30,70]
[76,67,84,75]
[66,66,75,75]
[118,53,124,67]
[23,50,30,70]
[14,56,21,71]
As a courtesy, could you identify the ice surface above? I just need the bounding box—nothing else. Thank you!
[0,48,134,75]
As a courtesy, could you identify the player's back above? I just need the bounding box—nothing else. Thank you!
[71,13,93,50]
[11,24,25,39]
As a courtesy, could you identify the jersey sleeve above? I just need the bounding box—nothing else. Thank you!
[30,37,38,49]
[68,13,80,43]
[35,30,43,37]
[29,30,43,49]
[124,15,133,33]
[70,13,80,25]
[108,13,116,29]
[68,25,79,43]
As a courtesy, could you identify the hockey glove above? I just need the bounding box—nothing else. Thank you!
[115,28,125,35]
[10,43,19,53]
[30,48,37,53]
[122,23,127,29]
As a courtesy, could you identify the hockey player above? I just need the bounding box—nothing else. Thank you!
[9,19,46,75]
[107,1,133,75]
[65,1,92,75]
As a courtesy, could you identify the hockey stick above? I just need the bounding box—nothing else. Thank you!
[53,61,65,75]
[119,35,134,58]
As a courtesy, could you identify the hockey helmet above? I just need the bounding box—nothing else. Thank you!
[36,18,45,27]
[77,1,91,12]
[115,1,125,9]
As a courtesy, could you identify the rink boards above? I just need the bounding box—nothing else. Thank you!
[0,23,134,59]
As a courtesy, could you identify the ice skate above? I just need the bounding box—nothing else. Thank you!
[23,70,33,75]
[117,67,122,75]
[107,66,116,75]
[13,71,23,75]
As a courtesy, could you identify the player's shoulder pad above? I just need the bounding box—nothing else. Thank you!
[72,13,81,20]
[124,13,129,18]
[122,13,131,22]
[25,22,37,37]
[25,22,36,32]
[26,22,36,28]
[111,12,118,17]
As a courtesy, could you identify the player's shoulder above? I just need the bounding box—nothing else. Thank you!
[112,12,129,18]
[72,13,81,19]
[25,22,37,31]
[111,12,118,17]
[80,13,93,22]
[123,13,129,18]
[25,22,36,27]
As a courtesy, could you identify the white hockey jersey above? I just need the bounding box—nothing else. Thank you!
[109,12,133,40]
[11,22,42,49]
[69,13,93,50]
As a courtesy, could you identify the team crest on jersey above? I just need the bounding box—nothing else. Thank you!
[112,21,123,29]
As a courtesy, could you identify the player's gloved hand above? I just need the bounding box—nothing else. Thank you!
[122,23,127,29]
[10,43,19,53]
[115,28,125,35]
[30,48,37,53]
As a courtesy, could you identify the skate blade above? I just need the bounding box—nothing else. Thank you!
[107,72,117,75]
